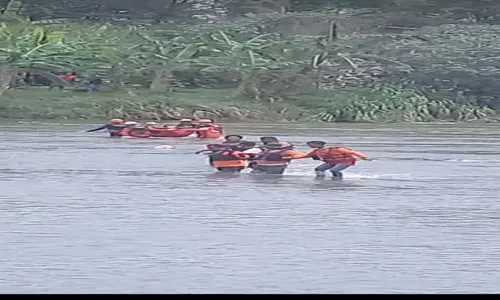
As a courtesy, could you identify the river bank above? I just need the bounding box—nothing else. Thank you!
[1,87,498,123]
[1,14,500,123]
[0,88,296,122]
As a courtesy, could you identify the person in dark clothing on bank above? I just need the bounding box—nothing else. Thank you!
[87,75,102,92]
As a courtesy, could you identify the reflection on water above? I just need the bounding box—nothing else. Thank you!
[1,123,500,293]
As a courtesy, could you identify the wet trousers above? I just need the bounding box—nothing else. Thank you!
[314,163,350,178]
[216,167,245,173]
[250,164,287,175]
[109,131,122,137]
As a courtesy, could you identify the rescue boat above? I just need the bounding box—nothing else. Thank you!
[120,126,151,138]
[147,126,197,138]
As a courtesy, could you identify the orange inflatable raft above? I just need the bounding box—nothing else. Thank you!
[120,127,151,138]
[147,126,197,138]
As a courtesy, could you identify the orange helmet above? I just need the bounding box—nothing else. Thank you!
[110,118,124,124]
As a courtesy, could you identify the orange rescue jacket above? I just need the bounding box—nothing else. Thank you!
[301,147,368,166]
[252,149,305,166]
[209,150,250,168]
[197,127,223,139]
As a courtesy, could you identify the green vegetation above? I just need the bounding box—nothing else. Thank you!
[2,86,496,122]
[303,87,496,122]
[0,19,321,88]
[0,88,277,121]
[0,4,499,122]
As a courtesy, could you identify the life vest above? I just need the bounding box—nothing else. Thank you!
[209,150,248,168]
[312,147,358,165]
[198,126,223,139]
[221,141,240,149]
[252,149,290,166]
[213,124,223,133]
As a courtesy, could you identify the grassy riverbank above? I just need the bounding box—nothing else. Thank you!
[0,88,299,121]
[1,87,497,122]
[1,12,500,122]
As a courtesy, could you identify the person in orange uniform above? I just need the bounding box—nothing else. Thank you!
[195,144,223,166]
[249,142,305,175]
[119,121,152,138]
[86,118,125,137]
[195,119,214,128]
[207,119,222,131]
[195,144,222,155]
[206,144,250,173]
[297,141,370,179]
[196,119,223,139]
[175,119,196,128]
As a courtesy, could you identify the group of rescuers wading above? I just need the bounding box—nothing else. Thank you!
[87,119,371,179]
[198,135,371,179]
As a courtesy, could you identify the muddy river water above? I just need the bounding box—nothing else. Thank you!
[0,123,499,293]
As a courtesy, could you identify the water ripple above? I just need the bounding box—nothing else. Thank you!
[1,124,500,293]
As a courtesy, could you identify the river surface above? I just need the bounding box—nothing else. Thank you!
[0,123,499,294]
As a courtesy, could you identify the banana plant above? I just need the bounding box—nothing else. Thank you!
[128,35,220,90]
[199,30,311,98]
[0,22,117,72]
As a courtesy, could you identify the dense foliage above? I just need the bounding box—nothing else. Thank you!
[0,0,499,122]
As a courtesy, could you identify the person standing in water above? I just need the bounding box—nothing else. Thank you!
[222,135,244,145]
[205,144,250,173]
[86,118,125,137]
[237,141,262,154]
[249,142,304,175]
[260,136,279,145]
[120,121,152,138]
[297,141,370,179]
[195,119,224,139]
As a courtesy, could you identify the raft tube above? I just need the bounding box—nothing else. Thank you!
[147,126,197,138]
